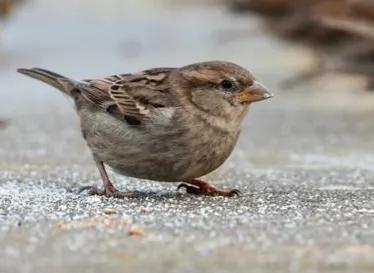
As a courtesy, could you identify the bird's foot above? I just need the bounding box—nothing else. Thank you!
[177,179,241,197]
[78,185,137,199]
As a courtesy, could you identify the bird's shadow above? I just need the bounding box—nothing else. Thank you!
[124,190,185,201]
[67,186,189,201]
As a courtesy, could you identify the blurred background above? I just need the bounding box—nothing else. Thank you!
[0,0,373,272]
[1,0,373,167]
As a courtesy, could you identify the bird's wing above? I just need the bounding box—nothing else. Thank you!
[78,67,177,124]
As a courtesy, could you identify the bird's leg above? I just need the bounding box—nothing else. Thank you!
[177,179,241,197]
[79,159,136,198]
[95,160,117,194]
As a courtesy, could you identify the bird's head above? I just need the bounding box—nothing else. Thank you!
[171,61,273,126]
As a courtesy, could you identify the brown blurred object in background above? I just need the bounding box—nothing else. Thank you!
[231,0,293,16]
[229,0,374,90]
[349,0,374,21]
[0,0,13,18]
[0,0,23,19]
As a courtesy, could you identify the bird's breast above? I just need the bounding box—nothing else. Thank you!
[174,123,240,180]
[79,105,240,182]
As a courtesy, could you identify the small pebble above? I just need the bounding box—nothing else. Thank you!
[103,208,118,215]
[129,226,143,236]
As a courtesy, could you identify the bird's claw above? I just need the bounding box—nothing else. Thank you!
[229,189,242,197]
[78,185,137,199]
[78,185,96,194]
[177,182,241,197]
[177,183,200,195]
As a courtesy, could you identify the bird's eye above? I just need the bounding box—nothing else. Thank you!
[220,80,235,91]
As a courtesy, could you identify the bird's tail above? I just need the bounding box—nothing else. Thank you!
[17,67,78,97]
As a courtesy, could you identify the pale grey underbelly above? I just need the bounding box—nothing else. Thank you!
[79,106,239,182]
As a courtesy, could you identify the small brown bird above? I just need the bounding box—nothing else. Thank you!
[18,61,272,198]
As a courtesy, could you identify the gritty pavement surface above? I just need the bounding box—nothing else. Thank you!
[1,1,374,273]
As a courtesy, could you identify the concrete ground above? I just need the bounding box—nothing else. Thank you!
[1,1,374,272]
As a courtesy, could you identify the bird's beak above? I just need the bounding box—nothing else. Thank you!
[237,81,273,104]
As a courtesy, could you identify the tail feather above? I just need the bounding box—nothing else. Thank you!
[17,68,78,96]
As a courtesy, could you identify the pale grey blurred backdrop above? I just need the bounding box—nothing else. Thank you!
[0,1,374,273]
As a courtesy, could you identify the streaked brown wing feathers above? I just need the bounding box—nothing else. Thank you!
[78,67,176,122]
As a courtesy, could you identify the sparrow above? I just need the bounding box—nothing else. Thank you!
[17,61,272,198]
